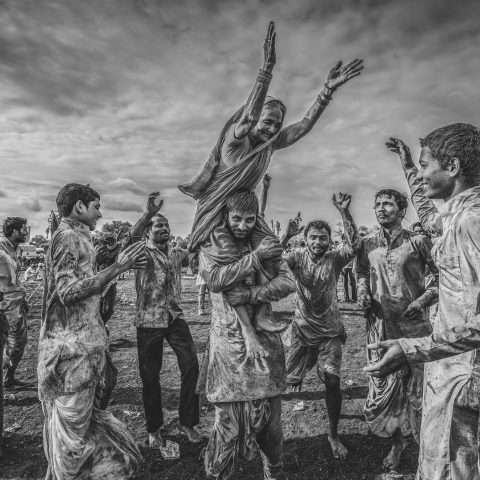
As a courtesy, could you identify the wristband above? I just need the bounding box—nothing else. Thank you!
[257,69,273,84]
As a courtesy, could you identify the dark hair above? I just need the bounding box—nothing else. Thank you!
[374,189,408,212]
[56,183,100,217]
[225,189,259,215]
[264,99,287,121]
[420,123,480,186]
[304,220,331,238]
[3,217,27,237]
[146,214,168,231]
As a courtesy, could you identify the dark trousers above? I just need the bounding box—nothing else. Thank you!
[343,268,357,302]
[137,318,200,433]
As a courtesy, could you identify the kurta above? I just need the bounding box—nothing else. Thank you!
[398,186,480,480]
[356,226,438,438]
[198,238,295,403]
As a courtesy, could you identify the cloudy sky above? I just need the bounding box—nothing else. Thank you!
[1,0,479,237]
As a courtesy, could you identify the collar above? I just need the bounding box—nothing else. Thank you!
[62,217,92,234]
[145,236,170,255]
[379,224,404,246]
[0,236,17,255]
[438,186,480,219]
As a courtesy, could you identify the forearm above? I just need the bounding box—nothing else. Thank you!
[399,319,480,365]
[249,263,296,303]
[415,288,438,309]
[202,253,261,293]
[128,211,152,243]
[280,86,333,146]
[260,185,269,218]
[356,276,370,297]
[240,64,273,134]
[341,209,359,250]
[404,167,441,236]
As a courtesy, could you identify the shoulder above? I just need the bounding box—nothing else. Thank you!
[456,209,480,239]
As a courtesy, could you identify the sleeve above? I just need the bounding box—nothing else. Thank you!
[399,214,480,364]
[249,260,296,303]
[355,238,371,297]
[52,231,102,306]
[404,167,442,236]
[0,255,25,312]
[282,250,299,274]
[198,249,261,293]
[412,235,439,308]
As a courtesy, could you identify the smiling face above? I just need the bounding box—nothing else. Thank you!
[226,209,257,241]
[147,215,171,245]
[417,146,455,200]
[306,227,330,258]
[374,195,403,229]
[249,106,283,145]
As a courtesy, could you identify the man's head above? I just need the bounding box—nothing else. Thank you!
[224,189,259,241]
[145,214,171,245]
[249,99,286,146]
[56,183,101,231]
[418,123,480,200]
[411,221,428,237]
[3,217,28,245]
[374,189,407,229]
[304,220,331,257]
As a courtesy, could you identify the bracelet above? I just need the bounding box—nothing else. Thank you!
[317,93,331,105]
[248,287,253,303]
[323,83,335,95]
[257,69,273,84]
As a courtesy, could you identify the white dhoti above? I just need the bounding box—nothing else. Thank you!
[42,386,142,480]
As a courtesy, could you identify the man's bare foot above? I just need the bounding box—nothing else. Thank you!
[147,429,165,449]
[245,334,269,359]
[178,425,202,443]
[383,438,406,471]
[328,434,348,460]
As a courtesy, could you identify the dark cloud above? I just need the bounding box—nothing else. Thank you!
[0,191,6,197]
[18,196,42,212]
[1,0,479,236]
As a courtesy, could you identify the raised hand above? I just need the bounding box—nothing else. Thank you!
[263,21,276,69]
[385,137,415,170]
[325,59,363,91]
[286,218,304,238]
[262,173,271,190]
[146,191,163,216]
[116,241,147,272]
[332,192,352,212]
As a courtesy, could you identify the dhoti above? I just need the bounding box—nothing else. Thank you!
[42,386,142,479]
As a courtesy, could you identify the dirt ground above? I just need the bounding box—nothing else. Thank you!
[1,275,419,480]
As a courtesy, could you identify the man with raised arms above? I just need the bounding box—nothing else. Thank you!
[281,193,359,460]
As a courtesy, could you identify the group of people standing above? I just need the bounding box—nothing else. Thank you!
[1,20,480,480]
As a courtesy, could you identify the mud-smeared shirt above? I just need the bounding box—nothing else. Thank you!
[0,237,26,338]
[356,226,438,340]
[199,240,295,403]
[38,218,106,400]
[134,239,188,328]
[283,246,354,344]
